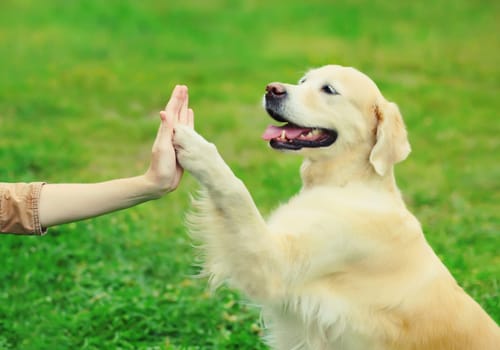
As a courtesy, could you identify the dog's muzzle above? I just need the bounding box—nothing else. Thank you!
[265,83,288,122]
[262,82,338,150]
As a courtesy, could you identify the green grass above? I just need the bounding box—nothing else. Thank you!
[0,0,498,348]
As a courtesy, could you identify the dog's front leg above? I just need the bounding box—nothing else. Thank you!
[173,125,260,220]
[174,125,286,300]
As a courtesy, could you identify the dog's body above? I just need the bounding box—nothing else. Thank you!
[173,65,499,349]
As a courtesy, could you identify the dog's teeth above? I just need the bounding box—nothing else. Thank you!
[312,129,321,135]
[281,130,286,140]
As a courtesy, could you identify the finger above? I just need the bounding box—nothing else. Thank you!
[164,85,180,110]
[187,108,194,129]
[179,85,189,125]
[164,85,187,122]
[173,85,188,123]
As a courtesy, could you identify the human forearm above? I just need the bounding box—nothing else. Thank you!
[38,175,163,228]
[39,85,194,229]
[2,85,193,235]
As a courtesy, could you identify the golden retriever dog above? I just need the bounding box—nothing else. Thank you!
[173,65,499,349]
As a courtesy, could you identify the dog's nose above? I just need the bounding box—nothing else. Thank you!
[266,83,287,98]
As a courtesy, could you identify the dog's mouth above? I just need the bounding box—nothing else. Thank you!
[262,123,338,150]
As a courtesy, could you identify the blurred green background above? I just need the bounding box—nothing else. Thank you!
[0,0,498,349]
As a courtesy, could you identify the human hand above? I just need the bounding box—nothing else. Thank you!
[145,85,194,195]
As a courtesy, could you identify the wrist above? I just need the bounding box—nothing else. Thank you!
[140,172,173,199]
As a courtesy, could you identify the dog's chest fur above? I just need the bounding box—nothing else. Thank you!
[262,294,374,350]
[258,187,406,350]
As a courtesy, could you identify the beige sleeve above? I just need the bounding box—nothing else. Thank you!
[0,182,46,235]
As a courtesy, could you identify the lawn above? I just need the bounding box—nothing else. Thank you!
[0,0,498,349]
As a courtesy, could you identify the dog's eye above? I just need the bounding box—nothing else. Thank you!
[321,85,339,95]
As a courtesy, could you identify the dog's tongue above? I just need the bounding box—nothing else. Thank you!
[262,124,311,141]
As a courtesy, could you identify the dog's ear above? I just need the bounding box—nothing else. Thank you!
[369,100,411,176]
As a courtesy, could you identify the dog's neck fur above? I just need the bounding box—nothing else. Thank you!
[300,147,399,192]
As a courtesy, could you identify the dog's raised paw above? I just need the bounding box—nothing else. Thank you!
[173,125,218,175]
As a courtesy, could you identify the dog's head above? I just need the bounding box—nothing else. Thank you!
[262,65,411,176]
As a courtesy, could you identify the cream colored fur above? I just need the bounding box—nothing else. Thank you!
[173,65,499,349]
